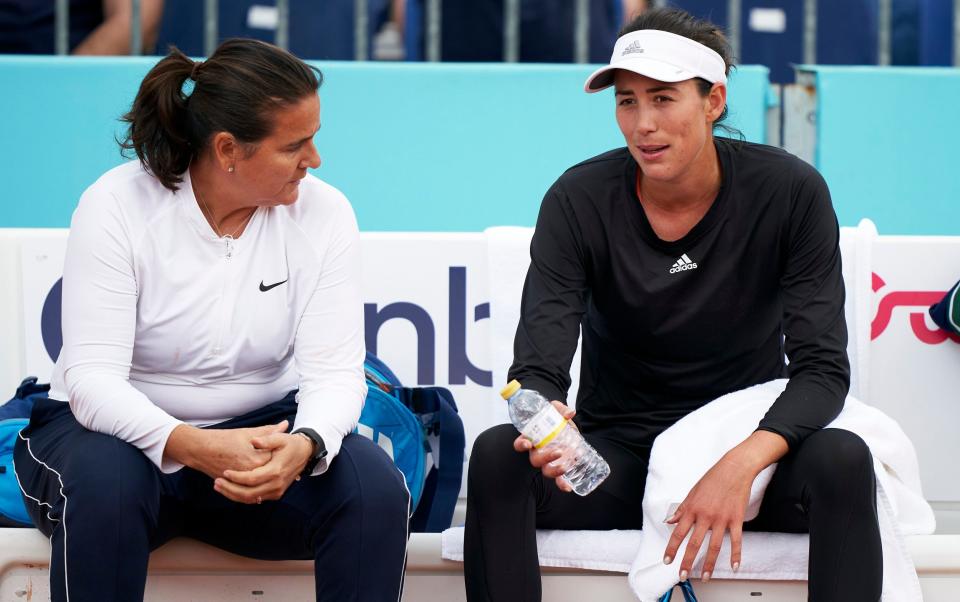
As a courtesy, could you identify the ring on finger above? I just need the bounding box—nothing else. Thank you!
[256,495,263,505]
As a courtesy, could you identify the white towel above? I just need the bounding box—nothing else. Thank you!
[440,526,813,577]
[628,379,935,602]
[839,218,878,399]
[442,526,641,573]
[484,226,583,407]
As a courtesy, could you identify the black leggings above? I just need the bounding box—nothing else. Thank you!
[464,424,881,602]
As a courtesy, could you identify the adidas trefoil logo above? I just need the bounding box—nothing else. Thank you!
[622,40,645,56]
[669,254,698,274]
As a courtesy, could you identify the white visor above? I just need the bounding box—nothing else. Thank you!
[584,29,727,93]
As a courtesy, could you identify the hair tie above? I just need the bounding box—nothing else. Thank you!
[180,76,196,99]
[181,61,202,99]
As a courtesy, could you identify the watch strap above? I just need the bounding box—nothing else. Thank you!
[292,427,328,477]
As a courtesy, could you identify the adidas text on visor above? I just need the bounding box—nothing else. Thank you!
[584,29,727,93]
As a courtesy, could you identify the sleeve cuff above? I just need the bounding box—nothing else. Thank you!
[153,420,188,474]
[755,424,797,451]
[297,423,346,477]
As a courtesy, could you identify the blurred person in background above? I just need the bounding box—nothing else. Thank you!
[391,0,646,62]
[0,0,163,55]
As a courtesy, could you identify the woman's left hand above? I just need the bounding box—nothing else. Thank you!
[213,431,315,504]
[661,454,754,582]
[663,430,788,582]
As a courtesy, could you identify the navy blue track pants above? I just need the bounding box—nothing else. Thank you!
[13,393,411,602]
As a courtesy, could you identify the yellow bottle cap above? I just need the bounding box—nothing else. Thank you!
[500,380,521,400]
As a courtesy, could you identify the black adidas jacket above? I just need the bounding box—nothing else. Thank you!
[508,139,850,458]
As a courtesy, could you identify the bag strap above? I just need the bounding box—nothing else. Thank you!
[401,387,465,532]
[15,377,49,400]
[658,581,698,602]
[364,351,402,388]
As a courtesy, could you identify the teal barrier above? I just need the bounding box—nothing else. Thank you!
[805,66,960,236]
[0,57,771,230]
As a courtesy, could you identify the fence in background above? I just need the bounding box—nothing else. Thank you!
[45,0,960,69]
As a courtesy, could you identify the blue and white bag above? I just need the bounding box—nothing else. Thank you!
[358,352,465,533]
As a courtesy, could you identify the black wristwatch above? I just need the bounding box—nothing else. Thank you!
[292,428,328,477]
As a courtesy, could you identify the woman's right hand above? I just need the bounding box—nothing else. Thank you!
[165,421,288,480]
[512,400,577,493]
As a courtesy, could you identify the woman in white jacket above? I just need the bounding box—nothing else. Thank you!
[14,39,409,602]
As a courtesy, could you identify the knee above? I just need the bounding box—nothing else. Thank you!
[467,424,530,493]
[471,423,519,458]
[336,436,410,518]
[803,429,875,502]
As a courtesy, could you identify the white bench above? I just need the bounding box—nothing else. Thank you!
[2,227,960,601]
[1,529,959,601]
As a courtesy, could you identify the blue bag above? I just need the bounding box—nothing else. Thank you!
[0,377,49,528]
[358,352,465,533]
[358,355,428,510]
[396,385,464,533]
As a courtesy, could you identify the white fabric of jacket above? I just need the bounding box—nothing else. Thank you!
[49,161,367,474]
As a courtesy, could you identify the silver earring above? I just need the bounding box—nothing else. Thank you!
[228,166,235,173]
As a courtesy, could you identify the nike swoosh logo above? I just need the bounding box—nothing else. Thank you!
[259,279,288,292]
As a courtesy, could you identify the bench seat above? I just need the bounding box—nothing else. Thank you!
[2,529,959,601]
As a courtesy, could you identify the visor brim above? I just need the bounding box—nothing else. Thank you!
[584,57,699,93]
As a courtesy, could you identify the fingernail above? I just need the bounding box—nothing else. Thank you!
[733,562,740,572]
[679,570,688,582]
[701,571,711,582]
[663,514,676,523]
[663,556,672,565]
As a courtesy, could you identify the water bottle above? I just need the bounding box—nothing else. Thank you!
[500,380,610,496]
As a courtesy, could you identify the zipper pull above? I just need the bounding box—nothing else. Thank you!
[224,235,234,259]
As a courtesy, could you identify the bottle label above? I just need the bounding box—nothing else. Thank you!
[521,405,568,449]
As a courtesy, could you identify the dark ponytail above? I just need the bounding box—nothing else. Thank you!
[120,39,322,191]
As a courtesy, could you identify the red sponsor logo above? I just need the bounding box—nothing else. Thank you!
[871,273,960,344]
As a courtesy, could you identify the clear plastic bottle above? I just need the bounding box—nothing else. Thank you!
[500,380,610,496]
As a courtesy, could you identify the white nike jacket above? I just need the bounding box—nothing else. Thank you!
[49,161,367,474]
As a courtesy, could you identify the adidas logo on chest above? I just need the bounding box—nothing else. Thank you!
[669,254,698,274]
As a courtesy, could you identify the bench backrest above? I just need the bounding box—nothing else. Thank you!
[1,227,958,501]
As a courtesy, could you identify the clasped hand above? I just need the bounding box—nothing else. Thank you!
[166,420,314,504]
